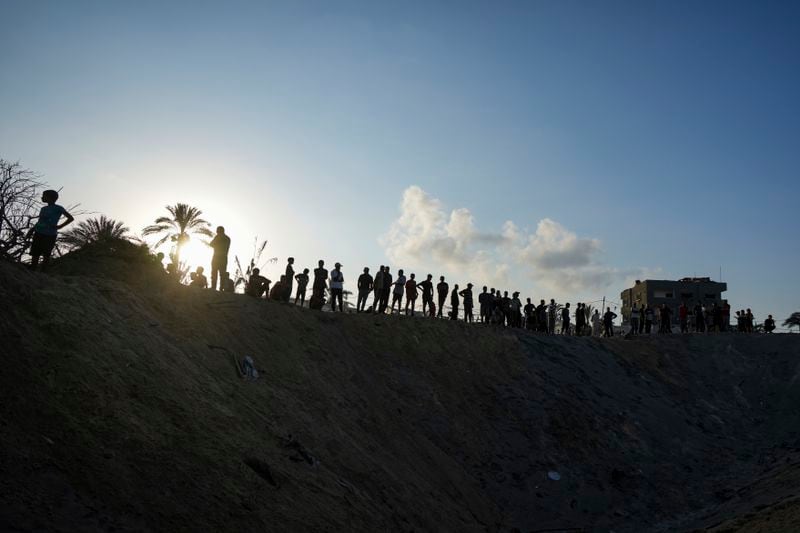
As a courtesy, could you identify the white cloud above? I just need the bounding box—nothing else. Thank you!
[381,186,654,296]
[381,186,474,270]
[518,218,600,269]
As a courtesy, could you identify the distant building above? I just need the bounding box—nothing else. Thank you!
[620,277,727,324]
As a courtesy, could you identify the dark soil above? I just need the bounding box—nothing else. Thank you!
[1,256,799,532]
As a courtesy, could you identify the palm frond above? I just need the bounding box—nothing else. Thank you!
[185,217,210,229]
[61,215,131,249]
[143,203,213,251]
[783,312,800,329]
[193,226,213,238]
[233,255,250,290]
[153,234,172,248]
[142,223,172,236]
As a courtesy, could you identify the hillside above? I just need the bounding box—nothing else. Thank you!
[1,249,799,532]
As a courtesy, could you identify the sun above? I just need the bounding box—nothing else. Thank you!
[179,236,212,272]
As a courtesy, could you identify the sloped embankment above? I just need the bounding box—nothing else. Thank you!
[1,258,799,532]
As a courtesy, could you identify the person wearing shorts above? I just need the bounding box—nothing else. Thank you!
[28,189,73,270]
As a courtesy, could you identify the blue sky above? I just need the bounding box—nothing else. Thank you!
[2,1,798,324]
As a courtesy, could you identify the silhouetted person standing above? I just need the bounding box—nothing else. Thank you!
[639,305,646,334]
[603,307,617,337]
[294,268,309,306]
[372,266,385,312]
[706,303,717,332]
[487,289,505,326]
[312,260,328,302]
[696,305,705,332]
[496,291,508,326]
[418,274,434,316]
[713,304,723,333]
[575,303,586,335]
[284,257,295,300]
[391,269,406,313]
[547,299,557,334]
[380,267,393,313]
[28,189,74,270]
[629,304,639,336]
[644,305,654,334]
[524,298,535,330]
[209,226,231,291]
[510,292,522,327]
[405,273,418,316]
[450,284,460,320]
[659,304,672,334]
[561,303,571,335]
[537,299,547,333]
[678,302,688,333]
[479,286,490,322]
[357,267,373,312]
[330,262,344,312]
[459,283,474,323]
[591,309,601,336]
[436,276,449,318]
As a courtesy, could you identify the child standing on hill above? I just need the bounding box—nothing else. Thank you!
[28,189,73,270]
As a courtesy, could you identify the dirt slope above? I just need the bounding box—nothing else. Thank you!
[1,252,799,532]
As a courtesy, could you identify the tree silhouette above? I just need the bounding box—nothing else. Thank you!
[142,203,212,273]
[61,216,130,250]
[783,312,800,333]
[0,159,46,261]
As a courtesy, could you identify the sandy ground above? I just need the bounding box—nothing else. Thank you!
[1,249,799,532]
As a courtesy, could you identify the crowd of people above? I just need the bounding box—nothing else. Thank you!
[212,251,773,337]
[181,240,777,337]
[625,302,773,335]
[25,195,777,337]
[189,248,626,336]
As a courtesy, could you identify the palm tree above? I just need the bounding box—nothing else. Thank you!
[783,312,800,333]
[142,203,212,272]
[61,216,130,250]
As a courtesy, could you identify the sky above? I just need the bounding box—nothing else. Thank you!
[1,1,798,325]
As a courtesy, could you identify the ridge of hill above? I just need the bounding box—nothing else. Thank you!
[1,249,799,532]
